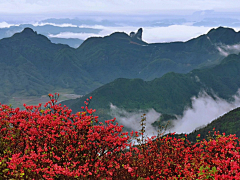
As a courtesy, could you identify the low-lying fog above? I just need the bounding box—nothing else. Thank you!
[109,90,240,137]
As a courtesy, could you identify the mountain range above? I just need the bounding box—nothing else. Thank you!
[0,26,240,115]
[74,27,229,84]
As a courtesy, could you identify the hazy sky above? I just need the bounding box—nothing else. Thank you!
[1,0,240,43]
[1,0,240,16]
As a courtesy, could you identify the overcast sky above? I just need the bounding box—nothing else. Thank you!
[1,0,240,43]
[1,0,240,17]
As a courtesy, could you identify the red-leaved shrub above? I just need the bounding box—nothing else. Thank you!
[1,94,240,179]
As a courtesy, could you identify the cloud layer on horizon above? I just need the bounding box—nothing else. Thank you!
[1,20,240,47]
[48,25,216,43]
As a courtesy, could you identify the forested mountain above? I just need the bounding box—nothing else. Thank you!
[0,26,240,106]
[0,28,100,103]
[75,27,233,83]
[63,53,240,121]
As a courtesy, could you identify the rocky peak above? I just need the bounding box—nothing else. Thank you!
[136,28,143,40]
[130,28,143,40]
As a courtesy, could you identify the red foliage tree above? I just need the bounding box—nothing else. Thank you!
[1,94,240,179]
[0,94,131,179]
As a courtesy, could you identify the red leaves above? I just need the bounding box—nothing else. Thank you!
[1,95,240,179]
[0,95,131,179]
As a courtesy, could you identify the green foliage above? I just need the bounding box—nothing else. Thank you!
[197,166,217,179]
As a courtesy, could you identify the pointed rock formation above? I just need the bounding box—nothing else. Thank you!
[135,28,143,40]
[129,28,143,40]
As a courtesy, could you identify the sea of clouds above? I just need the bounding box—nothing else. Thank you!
[48,25,214,43]
[2,21,240,44]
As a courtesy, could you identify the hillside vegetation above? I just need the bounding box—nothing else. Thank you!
[63,53,240,123]
[0,28,100,103]
[1,95,240,179]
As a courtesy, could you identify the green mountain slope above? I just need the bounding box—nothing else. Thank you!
[62,53,240,121]
[0,28,100,104]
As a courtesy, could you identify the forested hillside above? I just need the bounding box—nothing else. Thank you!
[63,53,240,122]
[0,26,240,106]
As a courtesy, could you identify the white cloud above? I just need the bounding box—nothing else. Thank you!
[48,32,102,40]
[217,43,240,56]
[168,90,240,134]
[108,90,240,138]
[142,25,212,43]
[109,103,160,137]
[0,21,17,28]
[33,22,78,27]
[48,25,214,43]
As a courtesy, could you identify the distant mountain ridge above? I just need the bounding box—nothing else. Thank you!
[75,27,240,84]
[0,26,240,106]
